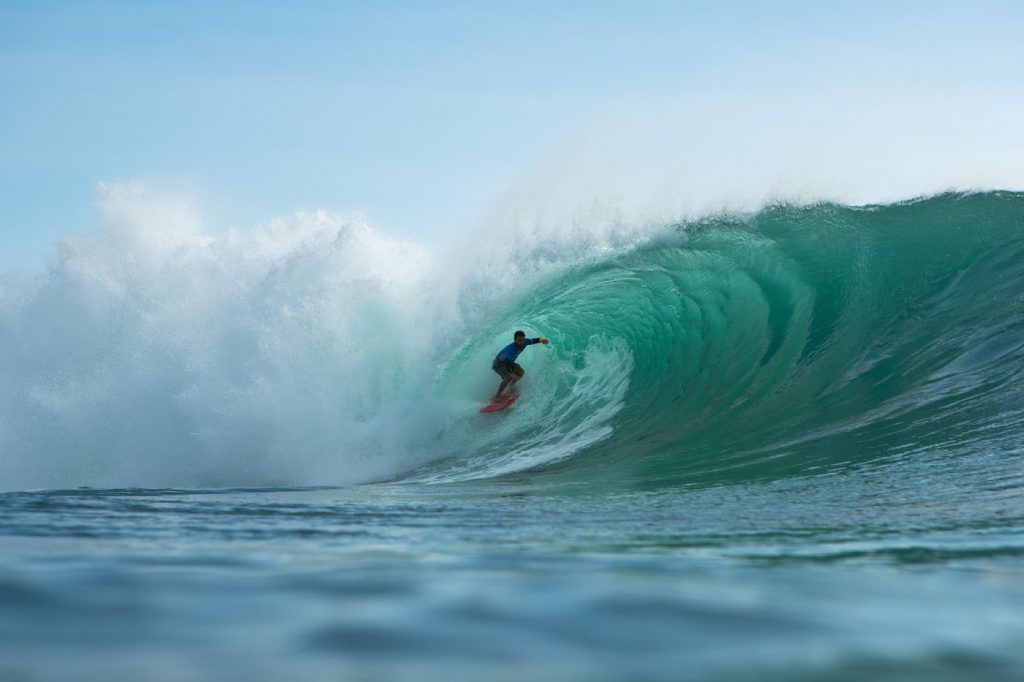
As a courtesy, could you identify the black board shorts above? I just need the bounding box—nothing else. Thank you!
[492,357,522,380]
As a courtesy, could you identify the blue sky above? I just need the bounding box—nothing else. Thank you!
[2,1,1023,269]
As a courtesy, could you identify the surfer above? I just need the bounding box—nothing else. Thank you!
[492,330,549,400]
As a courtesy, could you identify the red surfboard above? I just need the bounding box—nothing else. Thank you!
[480,392,519,413]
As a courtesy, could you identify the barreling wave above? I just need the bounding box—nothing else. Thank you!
[2,189,1023,491]
[419,191,1024,487]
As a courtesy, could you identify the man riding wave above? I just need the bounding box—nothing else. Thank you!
[491,330,549,400]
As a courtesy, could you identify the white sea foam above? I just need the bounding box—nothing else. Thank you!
[1,184,444,489]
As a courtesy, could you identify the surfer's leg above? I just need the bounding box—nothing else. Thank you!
[495,376,512,399]
[493,359,514,399]
[507,365,524,393]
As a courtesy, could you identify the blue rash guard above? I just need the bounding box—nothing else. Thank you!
[495,338,541,364]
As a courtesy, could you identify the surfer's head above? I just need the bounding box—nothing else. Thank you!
[514,330,526,347]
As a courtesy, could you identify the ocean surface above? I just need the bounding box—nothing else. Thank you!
[2,192,1024,680]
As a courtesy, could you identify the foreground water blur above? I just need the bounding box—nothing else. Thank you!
[2,469,1022,681]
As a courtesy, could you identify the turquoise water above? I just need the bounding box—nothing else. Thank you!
[2,192,1024,679]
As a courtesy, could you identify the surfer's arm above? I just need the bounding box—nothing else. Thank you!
[532,337,549,345]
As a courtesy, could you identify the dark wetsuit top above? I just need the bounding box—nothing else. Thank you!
[495,338,541,364]
[492,338,540,377]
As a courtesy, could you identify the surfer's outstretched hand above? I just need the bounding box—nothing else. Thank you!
[539,338,549,344]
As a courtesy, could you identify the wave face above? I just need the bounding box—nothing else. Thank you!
[2,190,1024,491]
[424,191,1024,486]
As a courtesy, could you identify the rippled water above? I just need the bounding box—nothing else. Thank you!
[3,463,1022,680]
